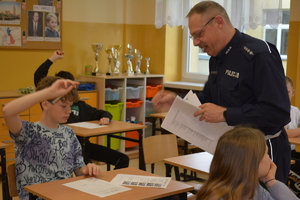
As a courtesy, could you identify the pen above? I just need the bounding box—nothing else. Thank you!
[51,96,62,104]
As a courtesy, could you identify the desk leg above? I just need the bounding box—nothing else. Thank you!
[165,163,172,177]
[152,117,156,136]
[138,129,146,171]
[1,148,11,200]
[106,135,111,171]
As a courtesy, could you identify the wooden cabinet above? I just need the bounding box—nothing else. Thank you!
[78,91,98,108]
[0,90,98,166]
[78,74,164,154]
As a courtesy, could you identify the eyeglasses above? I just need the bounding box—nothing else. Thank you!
[189,17,215,40]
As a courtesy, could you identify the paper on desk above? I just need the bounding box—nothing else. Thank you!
[63,177,131,198]
[67,122,107,129]
[111,174,171,188]
[161,92,233,154]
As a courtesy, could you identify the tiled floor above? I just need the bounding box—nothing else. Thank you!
[0,157,207,199]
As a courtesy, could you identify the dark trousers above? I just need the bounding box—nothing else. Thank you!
[84,141,129,169]
[267,129,291,183]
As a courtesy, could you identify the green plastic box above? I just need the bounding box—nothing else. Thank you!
[104,102,124,150]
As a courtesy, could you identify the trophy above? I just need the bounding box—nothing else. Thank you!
[134,49,142,75]
[124,44,134,76]
[91,43,103,76]
[105,48,112,75]
[145,57,151,75]
[111,45,122,76]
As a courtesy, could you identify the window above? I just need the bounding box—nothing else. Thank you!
[182,8,290,82]
[264,10,290,60]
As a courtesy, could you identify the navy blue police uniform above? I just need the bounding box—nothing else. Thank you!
[197,29,291,183]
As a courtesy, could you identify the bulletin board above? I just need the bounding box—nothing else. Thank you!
[0,0,62,50]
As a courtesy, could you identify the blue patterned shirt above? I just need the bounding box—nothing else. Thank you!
[10,120,85,200]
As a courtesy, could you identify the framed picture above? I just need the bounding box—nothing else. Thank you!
[0,0,62,49]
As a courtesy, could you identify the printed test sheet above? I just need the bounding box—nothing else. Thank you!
[63,177,131,198]
[67,122,107,129]
[161,91,233,154]
[111,174,171,188]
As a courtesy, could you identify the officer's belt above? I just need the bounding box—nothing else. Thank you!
[265,130,282,140]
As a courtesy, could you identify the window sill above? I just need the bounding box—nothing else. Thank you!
[164,81,204,91]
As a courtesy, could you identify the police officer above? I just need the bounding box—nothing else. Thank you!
[152,1,291,183]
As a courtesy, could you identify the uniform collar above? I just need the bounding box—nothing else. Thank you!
[217,29,243,62]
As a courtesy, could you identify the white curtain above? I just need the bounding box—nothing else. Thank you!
[155,0,282,30]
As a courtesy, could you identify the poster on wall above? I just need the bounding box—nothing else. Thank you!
[0,0,62,50]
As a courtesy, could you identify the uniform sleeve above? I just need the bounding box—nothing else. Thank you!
[34,59,53,87]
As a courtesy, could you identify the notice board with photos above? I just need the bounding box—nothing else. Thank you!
[0,0,62,50]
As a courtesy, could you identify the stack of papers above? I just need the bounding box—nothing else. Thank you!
[161,90,233,154]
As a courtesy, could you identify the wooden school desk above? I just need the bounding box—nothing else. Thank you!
[25,167,194,200]
[289,137,300,146]
[0,142,10,200]
[67,120,147,170]
[163,152,212,181]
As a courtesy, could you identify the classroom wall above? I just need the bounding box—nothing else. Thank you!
[286,0,300,108]
[0,0,181,91]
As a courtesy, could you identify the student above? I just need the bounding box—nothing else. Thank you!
[3,76,101,200]
[285,76,300,196]
[45,12,59,37]
[196,126,299,200]
[285,76,300,155]
[34,50,130,169]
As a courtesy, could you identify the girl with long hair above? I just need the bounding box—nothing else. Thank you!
[197,126,298,200]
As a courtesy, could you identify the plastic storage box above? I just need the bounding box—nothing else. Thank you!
[126,86,143,99]
[125,122,143,148]
[146,84,162,98]
[126,100,144,108]
[105,87,123,101]
[145,100,155,117]
[104,102,124,150]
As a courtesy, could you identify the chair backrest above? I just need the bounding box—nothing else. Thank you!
[143,134,178,164]
[7,163,18,197]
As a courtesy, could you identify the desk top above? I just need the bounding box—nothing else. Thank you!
[67,121,146,137]
[289,137,300,145]
[0,142,9,149]
[163,152,212,175]
[24,167,193,200]
[149,112,168,118]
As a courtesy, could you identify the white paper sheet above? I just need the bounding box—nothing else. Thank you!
[111,174,171,188]
[183,90,201,106]
[161,92,233,154]
[63,177,131,198]
[67,122,107,129]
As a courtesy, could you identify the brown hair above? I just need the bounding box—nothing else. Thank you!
[186,1,231,24]
[36,76,79,103]
[196,125,266,200]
